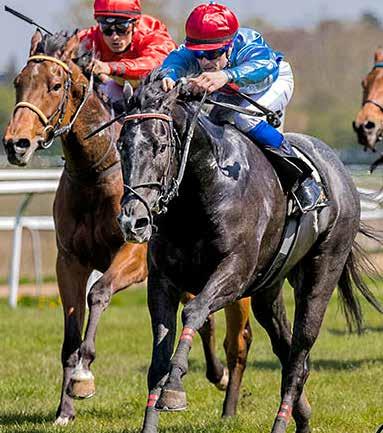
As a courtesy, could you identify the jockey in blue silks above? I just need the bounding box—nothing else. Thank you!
[160,1,322,212]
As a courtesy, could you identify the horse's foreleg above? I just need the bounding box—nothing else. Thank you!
[141,272,179,433]
[69,243,147,400]
[156,255,248,412]
[54,252,91,425]
[222,297,252,417]
[181,293,228,390]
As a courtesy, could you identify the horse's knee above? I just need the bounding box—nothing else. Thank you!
[87,280,112,310]
[182,301,209,330]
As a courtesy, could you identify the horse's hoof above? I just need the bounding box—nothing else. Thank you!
[271,417,288,433]
[141,427,158,433]
[67,369,96,400]
[215,367,229,391]
[54,416,73,426]
[155,389,187,412]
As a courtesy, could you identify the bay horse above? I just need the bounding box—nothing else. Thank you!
[353,48,383,170]
[2,31,252,425]
[117,74,383,433]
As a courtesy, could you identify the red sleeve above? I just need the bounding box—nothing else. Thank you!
[108,17,177,80]
[77,26,98,49]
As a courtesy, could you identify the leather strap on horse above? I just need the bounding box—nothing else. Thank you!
[13,102,50,126]
[28,55,72,73]
[13,54,93,149]
[364,99,383,113]
[222,85,283,128]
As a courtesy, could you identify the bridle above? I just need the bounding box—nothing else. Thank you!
[13,54,93,149]
[363,62,383,113]
[120,113,181,226]
[120,92,207,227]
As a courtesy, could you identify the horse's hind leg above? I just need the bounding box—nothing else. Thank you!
[54,252,91,425]
[181,292,228,390]
[68,243,147,400]
[222,297,252,417]
[270,250,350,433]
[251,282,311,433]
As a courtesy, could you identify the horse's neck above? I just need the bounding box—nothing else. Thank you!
[62,90,119,175]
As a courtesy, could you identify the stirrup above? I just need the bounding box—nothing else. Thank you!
[292,178,325,213]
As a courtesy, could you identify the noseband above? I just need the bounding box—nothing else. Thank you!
[13,54,93,149]
[120,92,207,226]
[363,63,383,113]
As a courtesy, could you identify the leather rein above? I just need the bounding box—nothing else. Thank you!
[13,54,93,149]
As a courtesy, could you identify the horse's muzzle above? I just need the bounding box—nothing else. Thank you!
[353,120,382,150]
[117,210,152,243]
[2,136,42,166]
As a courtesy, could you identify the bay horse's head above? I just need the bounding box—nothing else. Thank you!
[353,48,383,151]
[3,30,87,166]
[117,73,185,243]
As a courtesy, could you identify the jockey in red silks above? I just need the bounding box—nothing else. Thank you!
[161,2,322,212]
[78,0,176,102]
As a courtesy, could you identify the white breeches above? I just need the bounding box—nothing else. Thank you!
[235,61,294,133]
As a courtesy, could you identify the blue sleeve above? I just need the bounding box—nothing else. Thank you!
[160,45,200,81]
[227,30,283,87]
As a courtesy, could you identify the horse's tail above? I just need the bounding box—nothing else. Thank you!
[337,222,383,334]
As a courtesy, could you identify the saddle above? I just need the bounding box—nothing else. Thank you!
[206,98,328,295]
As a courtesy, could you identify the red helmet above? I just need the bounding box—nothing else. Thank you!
[94,0,141,20]
[185,2,239,50]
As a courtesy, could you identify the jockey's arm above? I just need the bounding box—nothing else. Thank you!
[160,46,200,82]
[105,36,176,81]
[224,33,282,90]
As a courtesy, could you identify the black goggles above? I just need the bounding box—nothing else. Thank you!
[100,20,135,36]
[193,45,230,60]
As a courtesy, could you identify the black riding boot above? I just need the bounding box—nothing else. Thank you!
[265,139,323,213]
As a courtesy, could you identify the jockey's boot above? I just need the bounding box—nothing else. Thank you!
[247,120,322,212]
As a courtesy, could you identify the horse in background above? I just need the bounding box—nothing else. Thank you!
[353,48,383,171]
[117,74,383,433]
[2,30,252,425]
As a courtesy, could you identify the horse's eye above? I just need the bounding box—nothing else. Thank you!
[52,83,62,92]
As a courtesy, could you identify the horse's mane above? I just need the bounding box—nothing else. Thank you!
[134,69,198,113]
[35,31,75,56]
[135,69,170,109]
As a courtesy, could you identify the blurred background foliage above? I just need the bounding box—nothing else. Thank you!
[0,0,382,158]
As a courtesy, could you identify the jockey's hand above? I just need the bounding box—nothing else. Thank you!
[188,71,229,95]
[91,60,111,79]
[162,77,176,92]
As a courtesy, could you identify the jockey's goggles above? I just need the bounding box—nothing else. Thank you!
[99,19,136,36]
[192,45,231,60]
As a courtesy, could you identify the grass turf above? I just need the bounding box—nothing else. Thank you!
[1,282,383,433]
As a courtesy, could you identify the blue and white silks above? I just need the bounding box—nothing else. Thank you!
[161,28,294,149]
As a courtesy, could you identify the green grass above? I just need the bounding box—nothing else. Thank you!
[1,283,383,433]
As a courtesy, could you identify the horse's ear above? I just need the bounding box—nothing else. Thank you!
[374,47,383,63]
[62,34,80,61]
[29,29,43,55]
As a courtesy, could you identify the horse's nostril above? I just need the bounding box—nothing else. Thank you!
[135,217,149,230]
[15,138,31,149]
[364,121,376,130]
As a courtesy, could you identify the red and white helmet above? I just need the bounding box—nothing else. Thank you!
[185,2,239,50]
[94,0,141,20]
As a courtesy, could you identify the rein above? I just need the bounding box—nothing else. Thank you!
[13,55,93,149]
[121,92,208,224]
